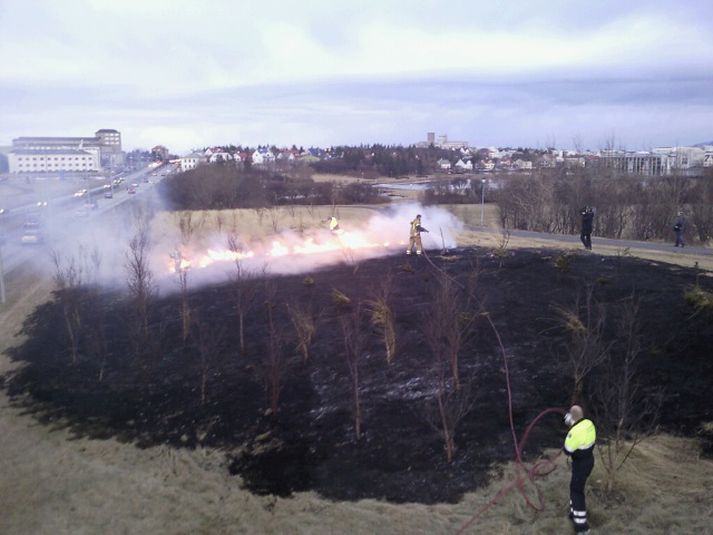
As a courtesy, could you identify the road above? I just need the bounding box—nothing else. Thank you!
[0,165,172,288]
[468,224,713,257]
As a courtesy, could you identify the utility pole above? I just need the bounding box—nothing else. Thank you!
[0,239,6,305]
[480,178,487,226]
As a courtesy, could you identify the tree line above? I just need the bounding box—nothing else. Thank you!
[493,168,713,243]
[159,165,385,211]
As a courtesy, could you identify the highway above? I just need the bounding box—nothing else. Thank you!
[0,165,173,297]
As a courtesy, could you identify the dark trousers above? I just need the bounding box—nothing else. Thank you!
[570,456,594,532]
[580,232,592,250]
[675,230,685,247]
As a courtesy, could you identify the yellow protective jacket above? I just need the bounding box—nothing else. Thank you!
[410,219,422,237]
[564,418,596,461]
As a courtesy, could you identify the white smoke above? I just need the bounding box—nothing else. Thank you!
[26,195,462,294]
[151,202,463,291]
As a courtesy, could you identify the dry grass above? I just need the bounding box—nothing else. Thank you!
[457,229,713,274]
[151,205,382,246]
[684,285,713,313]
[331,288,351,306]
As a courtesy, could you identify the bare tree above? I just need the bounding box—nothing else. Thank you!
[193,317,225,406]
[366,274,397,365]
[268,207,281,233]
[424,363,474,463]
[227,234,256,355]
[263,277,284,416]
[125,221,155,352]
[51,250,84,365]
[423,273,477,390]
[177,211,197,245]
[340,305,365,440]
[171,250,191,341]
[84,247,110,382]
[553,286,611,403]
[214,211,225,233]
[591,296,663,494]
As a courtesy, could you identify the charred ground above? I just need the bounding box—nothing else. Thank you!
[4,247,713,504]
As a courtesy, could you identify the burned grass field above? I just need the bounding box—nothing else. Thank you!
[4,247,713,504]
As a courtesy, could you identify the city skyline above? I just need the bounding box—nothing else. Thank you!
[1,0,712,153]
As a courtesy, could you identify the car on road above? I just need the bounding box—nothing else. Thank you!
[104,190,114,199]
[74,189,88,198]
[127,185,137,194]
[21,219,43,244]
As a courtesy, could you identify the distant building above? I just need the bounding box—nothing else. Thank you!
[599,146,706,176]
[151,145,170,161]
[418,132,469,149]
[208,151,233,163]
[9,149,100,174]
[179,152,204,172]
[8,128,123,173]
[437,158,452,170]
[94,129,123,167]
[454,158,473,172]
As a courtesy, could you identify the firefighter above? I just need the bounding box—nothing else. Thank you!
[563,405,596,534]
[406,214,428,256]
[324,216,340,232]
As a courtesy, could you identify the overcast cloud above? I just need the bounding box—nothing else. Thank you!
[1,0,711,152]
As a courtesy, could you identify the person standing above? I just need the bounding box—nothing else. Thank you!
[580,207,594,251]
[324,215,340,233]
[406,214,428,256]
[564,405,596,534]
[673,211,686,248]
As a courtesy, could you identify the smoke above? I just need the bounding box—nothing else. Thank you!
[151,202,463,291]
[14,182,461,295]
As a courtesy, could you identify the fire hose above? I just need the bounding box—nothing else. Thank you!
[419,247,567,533]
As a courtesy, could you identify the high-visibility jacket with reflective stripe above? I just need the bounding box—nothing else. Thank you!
[564,418,596,461]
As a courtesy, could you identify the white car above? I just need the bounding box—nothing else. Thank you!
[74,189,88,198]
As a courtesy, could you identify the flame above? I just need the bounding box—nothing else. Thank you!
[166,229,408,275]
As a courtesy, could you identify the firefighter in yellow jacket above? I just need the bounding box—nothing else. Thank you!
[406,214,429,256]
[563,405,596,534]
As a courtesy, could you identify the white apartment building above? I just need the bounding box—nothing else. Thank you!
[599,146,707,176]
[179,152,204,172]
[9,129,123,173]
[9,149,100,173]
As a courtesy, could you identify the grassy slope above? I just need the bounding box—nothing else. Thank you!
[1,202,712,534]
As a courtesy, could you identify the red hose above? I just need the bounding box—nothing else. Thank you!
[419,250,566,533]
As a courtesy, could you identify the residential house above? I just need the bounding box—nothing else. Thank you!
[179,152,204,172]
[437,158,452,171]
[454,159,473,172]
[208,151,233,163]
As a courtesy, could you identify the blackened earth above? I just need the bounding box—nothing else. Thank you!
[4,247,713,503]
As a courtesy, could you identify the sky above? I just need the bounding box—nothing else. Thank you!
[1,0,712,153]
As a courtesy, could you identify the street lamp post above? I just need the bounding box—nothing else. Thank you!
[0,212,6,304]
[480,178,487,226]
